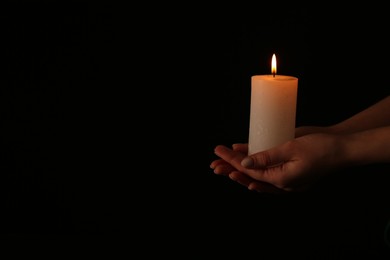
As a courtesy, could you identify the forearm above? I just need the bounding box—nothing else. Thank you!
[339,126,390,166]
[331,95,390,134]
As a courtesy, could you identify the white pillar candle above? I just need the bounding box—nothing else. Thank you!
[248,54,298,155]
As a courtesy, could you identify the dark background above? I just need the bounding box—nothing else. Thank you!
[1,1,390,257]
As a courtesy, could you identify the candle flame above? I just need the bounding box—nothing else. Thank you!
[271,53,277,77]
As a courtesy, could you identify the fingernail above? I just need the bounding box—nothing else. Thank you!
[241,157,254,168]
[214,145,224,156]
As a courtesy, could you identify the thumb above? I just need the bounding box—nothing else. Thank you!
[241,146,287,169]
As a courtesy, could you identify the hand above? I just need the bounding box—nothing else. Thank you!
[210,133,344,193]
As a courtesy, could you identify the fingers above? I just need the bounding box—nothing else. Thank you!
[211,144,247,175]
[228,170,252,186]
[210,159,237,176]
[229,171,285,194]
[214,145,247,171]
[241,143,289,169]
[232,143,248,153]
[210,158,225,169]
[211,144,287,194]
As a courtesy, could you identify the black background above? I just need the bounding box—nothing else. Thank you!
[1,1,390,257]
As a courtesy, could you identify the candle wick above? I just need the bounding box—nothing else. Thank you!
[272,72,275,78]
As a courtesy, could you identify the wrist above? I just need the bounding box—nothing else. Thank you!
[338,128,390,166]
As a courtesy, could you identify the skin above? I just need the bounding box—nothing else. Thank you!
[210,96,390,193]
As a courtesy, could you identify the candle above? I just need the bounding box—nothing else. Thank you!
[248,54,298,155]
